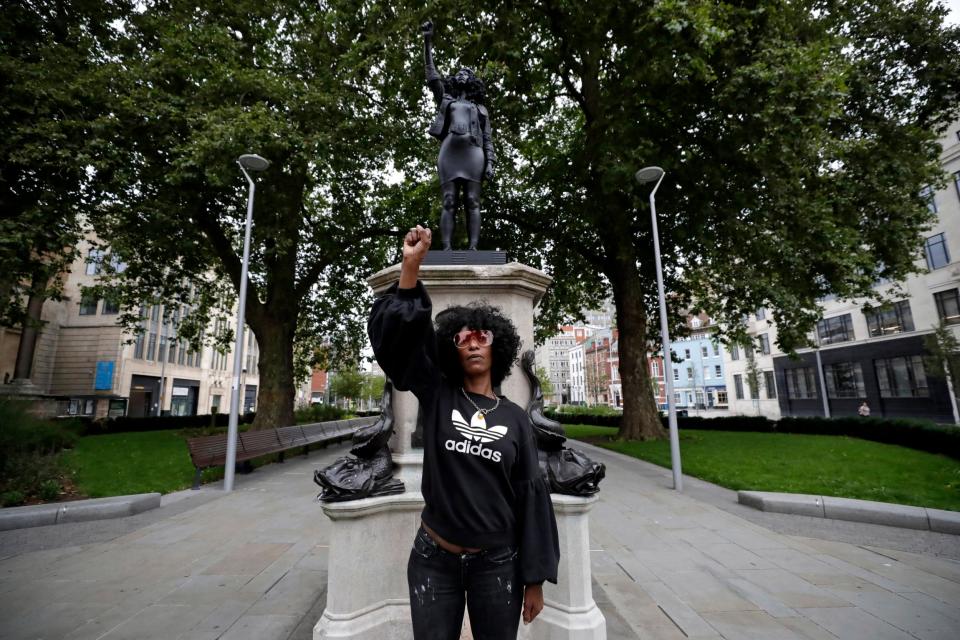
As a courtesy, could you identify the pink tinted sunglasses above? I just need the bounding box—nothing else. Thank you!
[453,329,494,348]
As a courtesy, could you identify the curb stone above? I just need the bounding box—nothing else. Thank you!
[0,493,162,531]
[738,490,960,534]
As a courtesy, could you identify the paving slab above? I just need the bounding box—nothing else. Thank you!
[1,439,959,640]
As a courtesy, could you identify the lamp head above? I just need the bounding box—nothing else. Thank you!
[635,166,664,184]
[238,154,270,172]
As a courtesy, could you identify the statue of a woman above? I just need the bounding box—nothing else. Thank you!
[421,20,495,251]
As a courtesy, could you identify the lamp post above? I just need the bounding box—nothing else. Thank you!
[636,166,683,491]
[224,153,270,492]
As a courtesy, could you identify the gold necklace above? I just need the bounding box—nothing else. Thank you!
[461,387,500,419]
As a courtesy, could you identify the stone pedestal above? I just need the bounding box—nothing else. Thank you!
[522,494,606,640]
[314,493,425,640]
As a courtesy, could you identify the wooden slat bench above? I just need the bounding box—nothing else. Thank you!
[185,416,377,489]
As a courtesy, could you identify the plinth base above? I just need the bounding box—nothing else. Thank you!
[314,492,425,640]
[421,250,507,265]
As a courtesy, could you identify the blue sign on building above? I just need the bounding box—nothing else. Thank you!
[94,361,114,391]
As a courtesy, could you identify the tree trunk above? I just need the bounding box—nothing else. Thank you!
[13,272,49,381]
[609,261,668,441]
[247,314,296,430]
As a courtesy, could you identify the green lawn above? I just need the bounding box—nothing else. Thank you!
[564,425,960,511]
[61,430,204,497]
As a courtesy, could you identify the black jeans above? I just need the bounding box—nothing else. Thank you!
[407,526,523,640]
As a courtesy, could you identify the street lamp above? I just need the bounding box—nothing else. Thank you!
[636,166,683,491]
[224,153,270,492]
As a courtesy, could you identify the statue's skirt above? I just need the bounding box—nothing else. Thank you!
[438,130,484,185]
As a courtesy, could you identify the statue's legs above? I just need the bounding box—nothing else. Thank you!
[440,181,458,250]
[465,180,481,250]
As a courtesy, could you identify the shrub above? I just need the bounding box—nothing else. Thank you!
[83,412,256,435]
[672,415,776,432]
[294,404,349,423]
[1,490,24,507]
[39,479,61,501]
[776,416,960,460]
[544,409,621,427]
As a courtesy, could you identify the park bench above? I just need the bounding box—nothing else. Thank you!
[185,416,377,489]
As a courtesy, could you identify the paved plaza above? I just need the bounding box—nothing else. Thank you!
[1,441,959,640]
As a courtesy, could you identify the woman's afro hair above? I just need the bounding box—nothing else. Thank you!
[434,303,521,388]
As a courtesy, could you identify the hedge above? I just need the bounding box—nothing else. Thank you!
[544,409,960,460]
[82,412,256,435]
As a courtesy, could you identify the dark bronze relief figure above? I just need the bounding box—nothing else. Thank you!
[314,379,404,502]
[422,20,495,251]
[521,351,606,496]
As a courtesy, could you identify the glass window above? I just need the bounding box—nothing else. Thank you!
[759,333,771,355]
[784,367,818,399]
[864,301,915,337]
[924,233,950,270]
[146,331,157,360]
[717,390,728,405]
[684,349,691,359]
[703,366,710,380]
[102,297,120,315]
[85,249,102,275]
[713,343,720,356]
[824,362,866,399]
[875,356,929,398]
[79,293,98,315]
[715,364,722,377]
[651,360,660,377]
[934,289,960,325]
[691,317,701,328]
[134,332,145,359]
[178,340,187,366]
[686,366,693,379]
[920,185,937,213]
[816,314,855,345]
[733,374,744,400]
[756,308,766,321]
[673,368,679,381]
[749,376,759,399]
[764,370,777,398]
[701,346,708,358]
[731,345,740,361]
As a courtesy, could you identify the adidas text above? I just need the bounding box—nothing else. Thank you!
[444,439,502,462]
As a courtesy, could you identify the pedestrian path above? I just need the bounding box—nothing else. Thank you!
[1,440,958,639]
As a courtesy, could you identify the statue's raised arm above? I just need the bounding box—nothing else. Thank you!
[422,21,443,105]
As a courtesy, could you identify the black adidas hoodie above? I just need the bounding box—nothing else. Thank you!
[368,281,560,585]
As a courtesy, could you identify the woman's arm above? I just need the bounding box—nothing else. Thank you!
[422,21,443,105]
[368,226,439,403]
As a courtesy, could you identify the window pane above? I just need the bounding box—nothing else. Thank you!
[715,365,722,377]
[102,298,120,315]
[875,356,929,398]
[760,334,771,354]
[733,374,744,400]
[864,302,913,336]
[824,362,866,399]
[764,371,776,398]
[147,332,157,360]
[79,294,98,315]
[85,250,102,275]
[785,367,817,399]
[817,314,853,344]
[731,345,740,360]
[934,289,960,325]
[925,233,950,270]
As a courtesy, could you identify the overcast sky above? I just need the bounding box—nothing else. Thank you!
[944,0,960,24]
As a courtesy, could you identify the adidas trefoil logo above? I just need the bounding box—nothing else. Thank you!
[445,409,506,462]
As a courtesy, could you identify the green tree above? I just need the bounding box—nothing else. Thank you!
[924,323,960,410]
[0,1,128,377]
[361,373,387,409]
[88,1,427,428]
[330,369,365,408]
[535,366,555,399]
[415,0,960,439]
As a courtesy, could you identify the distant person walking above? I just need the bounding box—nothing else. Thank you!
[858,401,871,417]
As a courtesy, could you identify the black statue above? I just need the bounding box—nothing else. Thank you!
[422,20,495,251]
[520,351,606,496]
[314,379,405,502]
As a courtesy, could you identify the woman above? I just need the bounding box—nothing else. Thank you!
[368,225,559,639]
[422,20,495,250]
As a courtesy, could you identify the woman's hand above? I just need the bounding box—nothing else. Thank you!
[522,583,544,625]
[399,225,431,289]
[421,20,434,39]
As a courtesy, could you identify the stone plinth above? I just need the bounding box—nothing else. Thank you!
[521,494,606,640]
[314,493,425,640]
